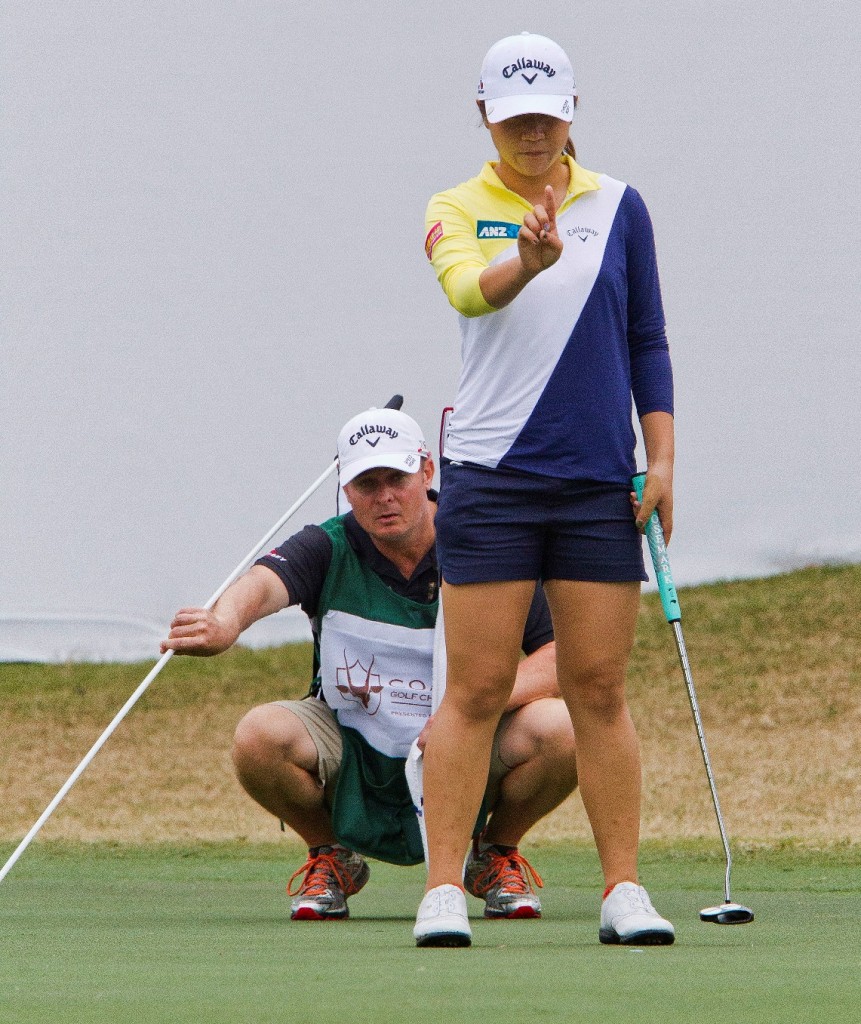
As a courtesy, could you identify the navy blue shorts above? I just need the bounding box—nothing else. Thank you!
[435,461,647,585]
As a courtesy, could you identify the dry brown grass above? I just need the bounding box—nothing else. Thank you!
[2,565,859,849]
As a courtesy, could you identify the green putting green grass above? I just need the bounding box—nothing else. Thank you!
[1,841,858,1024]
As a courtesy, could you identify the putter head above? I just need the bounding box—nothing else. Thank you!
[700,902,754,925]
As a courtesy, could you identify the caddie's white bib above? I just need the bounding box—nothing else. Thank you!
[319,609,435,759]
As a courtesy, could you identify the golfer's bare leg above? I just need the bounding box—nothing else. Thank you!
[544,579,642,888]
[232,703,336,847]
[423,580,535,892]
[483,697,578,846]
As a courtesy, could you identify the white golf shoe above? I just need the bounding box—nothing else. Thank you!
[599,881,675,945]
[414,884,472,947]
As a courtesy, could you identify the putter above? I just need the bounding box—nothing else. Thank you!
[633,473,754,925]
[0,395,404,885]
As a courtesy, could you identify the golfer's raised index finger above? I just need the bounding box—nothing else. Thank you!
[544,184,557,228]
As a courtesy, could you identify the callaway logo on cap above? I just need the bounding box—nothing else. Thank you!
[337,408,431,487]
[477,31,577,124]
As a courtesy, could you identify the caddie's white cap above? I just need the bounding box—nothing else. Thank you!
[337,408,431,488]
[477,32,577,124]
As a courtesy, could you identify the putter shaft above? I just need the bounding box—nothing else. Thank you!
[632,472,749,916]
[671,620,733,904]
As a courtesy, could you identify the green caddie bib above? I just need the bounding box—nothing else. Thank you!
[315,517,436,865]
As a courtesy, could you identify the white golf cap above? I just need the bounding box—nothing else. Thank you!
[477,32,577,124]
[337,408,431,488]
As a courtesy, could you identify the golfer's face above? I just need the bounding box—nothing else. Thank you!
[488,112,570,178]
[345,462,433,542]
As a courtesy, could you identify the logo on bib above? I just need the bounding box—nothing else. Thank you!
[336,652,384,714]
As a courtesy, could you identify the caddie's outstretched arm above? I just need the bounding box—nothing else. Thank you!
[160,565,290,657]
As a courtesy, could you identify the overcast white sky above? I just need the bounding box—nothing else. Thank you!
[2,1,859,659]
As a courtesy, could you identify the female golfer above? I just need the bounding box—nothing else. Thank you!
[414,32,676,947]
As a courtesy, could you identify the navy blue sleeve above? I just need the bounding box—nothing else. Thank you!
[522,582,554,655]
[255,524,333,619]
[623,187,674,418]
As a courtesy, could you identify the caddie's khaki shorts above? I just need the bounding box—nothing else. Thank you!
[273,695,513,806]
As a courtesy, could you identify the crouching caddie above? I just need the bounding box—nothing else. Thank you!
[162,407,578,922]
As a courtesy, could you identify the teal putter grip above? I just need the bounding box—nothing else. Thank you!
[632,472,681,623]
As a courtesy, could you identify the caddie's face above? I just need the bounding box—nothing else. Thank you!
[487,112,570,179]
[344,458,435,545]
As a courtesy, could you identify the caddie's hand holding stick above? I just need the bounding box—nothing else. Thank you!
[160,565,289,657]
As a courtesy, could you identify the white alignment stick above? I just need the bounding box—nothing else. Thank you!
[0,459,339,884]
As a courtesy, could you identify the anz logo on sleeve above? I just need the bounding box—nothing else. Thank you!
[476,221,521,239]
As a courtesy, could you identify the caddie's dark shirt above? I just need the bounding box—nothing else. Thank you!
[256,492,553,655]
